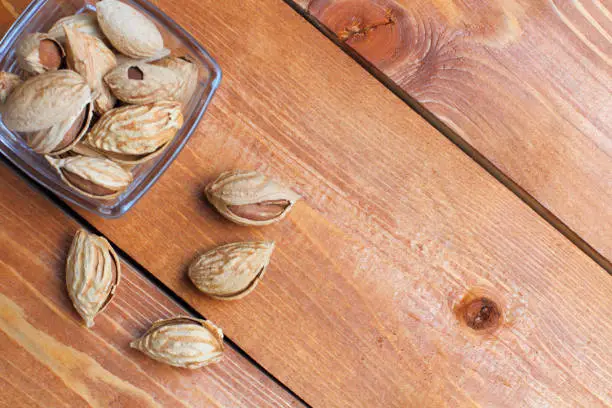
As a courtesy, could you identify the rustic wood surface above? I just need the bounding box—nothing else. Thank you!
[53,0,611,407]
[291,0,612,260]
[0,165,303,408]
[0,0,610,407]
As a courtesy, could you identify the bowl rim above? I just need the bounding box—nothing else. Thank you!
[0,0,222,218]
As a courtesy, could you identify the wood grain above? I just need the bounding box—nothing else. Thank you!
[44,0,612,407]
[0,0,610,407]
[0,165,303,408]
[294,0,612,260]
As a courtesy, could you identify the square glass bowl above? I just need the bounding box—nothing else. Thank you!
[0,0,221,217]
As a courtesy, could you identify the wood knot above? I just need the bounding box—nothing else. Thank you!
[308,0,462,91]
[462,297,500,331]
[309,0,408,69]
[454,290,503,334]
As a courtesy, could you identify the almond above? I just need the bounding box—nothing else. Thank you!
[153,56,200,107]
[188,241,275,300]
[48,12,106,45]
[16,33,64,74]
[87,101,183,164]
[66,229,120,328]
[206,170,302,226]
[1,70,92,132]
[130,317,224,369]
[46,155,133,199]
[96,0,166,59]
[65,26,117,114]
[104,62,183,105]
[23,103,93,155]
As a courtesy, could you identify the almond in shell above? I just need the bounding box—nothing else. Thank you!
[206,170,302,226]
[130,317,224,369]
[16,33,64,74]
[104,62,183,105]
[188,241,274,300]
[1,70,93,154]
[65,26,117,114]
[87,101,183,164]
[71,140,139,170]
[0,72,22,104]
[113,53,141,66]
[46,155,133,199]
[70,141,106,158]
[48,12,106,45]
[96,0,166,59]
[153,56,199,107]
[2,70,91,131]
[22,103,93,155]
[66,229,120,328]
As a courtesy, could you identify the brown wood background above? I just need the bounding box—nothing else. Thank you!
[78,0,609,406]
[292,0,612,261]
[0,0,611,407]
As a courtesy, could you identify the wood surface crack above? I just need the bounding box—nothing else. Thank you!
[337,9,395,42]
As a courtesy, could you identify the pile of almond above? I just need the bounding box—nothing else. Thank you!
[0,0,199,200]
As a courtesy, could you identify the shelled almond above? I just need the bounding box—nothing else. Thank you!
[16,33,64,74]
[0,0,200,200]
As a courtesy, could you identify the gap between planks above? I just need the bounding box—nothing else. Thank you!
[0,157,313,408]
[280,0,612,274]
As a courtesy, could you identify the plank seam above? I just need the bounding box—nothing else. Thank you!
[281,0,612,274]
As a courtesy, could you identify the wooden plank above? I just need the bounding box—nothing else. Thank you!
[291,0,612,260]
[46,0,612,407]
[0,165,303,408]
[0,0,610,407]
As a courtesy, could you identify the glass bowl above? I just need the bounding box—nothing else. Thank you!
[0,0,221,217]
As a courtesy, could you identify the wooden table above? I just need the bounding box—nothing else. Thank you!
[0,0,610,407]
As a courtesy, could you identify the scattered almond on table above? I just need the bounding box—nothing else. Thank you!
[188,241,275,300]
[66,229,120,328]
[206,170,302,226]
[1,0,304,371]
[130,316,224,369]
